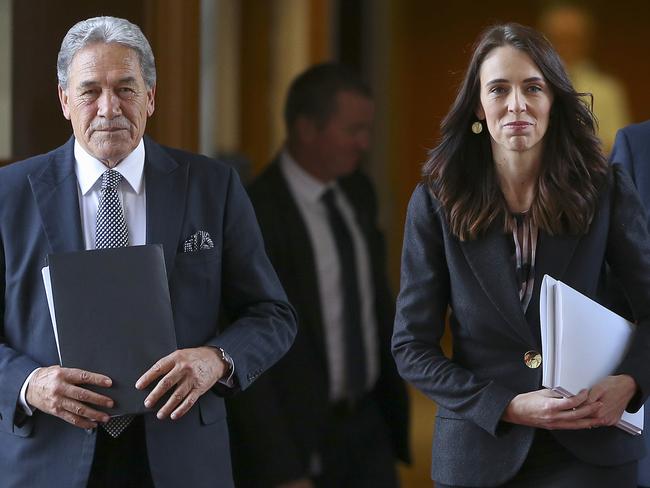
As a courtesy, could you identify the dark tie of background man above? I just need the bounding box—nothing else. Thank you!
[321,188,367,399]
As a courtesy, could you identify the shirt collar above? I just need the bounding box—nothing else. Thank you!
[280,148,335,204]
[74,139,146,195]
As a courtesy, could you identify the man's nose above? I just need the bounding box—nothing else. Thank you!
[97,90,122,118]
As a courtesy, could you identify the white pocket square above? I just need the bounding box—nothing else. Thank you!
[183,230,214,252]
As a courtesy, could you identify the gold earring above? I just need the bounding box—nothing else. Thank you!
[471,121,483,134]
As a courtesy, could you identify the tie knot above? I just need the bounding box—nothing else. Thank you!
[101,169,123,191]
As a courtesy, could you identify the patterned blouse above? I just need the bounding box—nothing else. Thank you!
[512,213,538,312]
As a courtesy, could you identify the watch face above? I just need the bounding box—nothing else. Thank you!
[219,348,233,373]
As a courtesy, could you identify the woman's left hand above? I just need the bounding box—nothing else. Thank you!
[585,374,638,427]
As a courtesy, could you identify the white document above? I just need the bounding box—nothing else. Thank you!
[540,275,643,435]
[41,266,62,364]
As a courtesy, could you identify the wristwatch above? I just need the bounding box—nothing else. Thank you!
[217,347,234,376]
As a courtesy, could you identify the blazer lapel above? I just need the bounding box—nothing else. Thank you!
[526,231,580,340]
[143,137,188,275]
[460,223,534,344]
[266,162,328,357]
[29,138,84,254]
[534,231,580,285]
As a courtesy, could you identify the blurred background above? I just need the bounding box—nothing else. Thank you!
[1,0,648,485]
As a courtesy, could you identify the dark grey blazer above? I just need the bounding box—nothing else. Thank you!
[392,164,650,486]
[0,137,296,488]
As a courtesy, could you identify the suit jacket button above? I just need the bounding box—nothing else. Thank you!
[524,350,542,368]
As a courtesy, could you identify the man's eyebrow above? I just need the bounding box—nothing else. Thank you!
[77,80,99,90]
[116,76,138,85]
[76,77,138,90]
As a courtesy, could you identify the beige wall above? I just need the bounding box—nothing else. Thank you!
[0,0,11,160]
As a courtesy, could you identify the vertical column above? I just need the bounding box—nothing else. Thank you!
[0,0,11,164]
[144,0,200,152]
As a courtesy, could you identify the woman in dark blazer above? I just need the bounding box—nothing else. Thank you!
[392,23,650,487]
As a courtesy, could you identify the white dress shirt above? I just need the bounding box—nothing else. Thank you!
[74,139,147,249]
[280,150,379,401]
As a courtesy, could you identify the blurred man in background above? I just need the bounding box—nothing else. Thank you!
[228,63,410,488]
[540,2,630,152]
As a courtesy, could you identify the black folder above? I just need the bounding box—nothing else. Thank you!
[44,244,177,416]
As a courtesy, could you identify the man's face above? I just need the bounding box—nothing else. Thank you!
[309,91,374,181]
[58,42,155,167]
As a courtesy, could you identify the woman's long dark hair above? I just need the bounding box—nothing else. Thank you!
[423,23,607,241]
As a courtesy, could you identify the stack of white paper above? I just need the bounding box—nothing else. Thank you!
[540,275,643,435]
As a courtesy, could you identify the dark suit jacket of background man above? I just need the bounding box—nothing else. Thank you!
[0,137,296,488]
[611,119,650,487]
[227,159,410,485]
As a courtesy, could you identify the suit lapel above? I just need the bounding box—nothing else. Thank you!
[143,137,188,275]
[266,162,327,357]
[460,222,534,344]
[29,138,84,254]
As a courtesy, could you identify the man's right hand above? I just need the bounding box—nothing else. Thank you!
[26,366,114,429]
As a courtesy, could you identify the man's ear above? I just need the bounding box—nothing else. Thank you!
[146,84,156,117]
[58,85,71,120]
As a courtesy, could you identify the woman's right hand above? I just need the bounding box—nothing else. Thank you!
[502,388,603,430]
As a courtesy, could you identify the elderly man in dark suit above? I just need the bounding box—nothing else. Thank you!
[611,120,650,488]
[0,16,296,488]
[228,63,410,488]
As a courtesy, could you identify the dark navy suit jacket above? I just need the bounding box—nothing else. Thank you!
[611,120,650,487]
[0,137,296,488]
[393,165,650,486]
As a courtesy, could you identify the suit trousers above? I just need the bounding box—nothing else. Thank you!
[87,415,155,488]
[315,397,398,488]
[436,429,637,488]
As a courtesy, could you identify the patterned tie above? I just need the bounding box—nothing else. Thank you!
[321,188,367,399]
[95,169,133,437]
[96,170,128,249]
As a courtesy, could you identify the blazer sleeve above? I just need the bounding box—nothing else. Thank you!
[610,128,635,183]
[205,168,297,391]
[392,184,515,437]
[607,164,650,410]
[0,177,41,436]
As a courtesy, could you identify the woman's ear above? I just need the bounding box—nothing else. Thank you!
[475,104,485,121]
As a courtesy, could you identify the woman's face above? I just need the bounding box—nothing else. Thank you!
[476,45,554,158]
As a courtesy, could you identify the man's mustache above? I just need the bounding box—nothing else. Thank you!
[91,119,130,131]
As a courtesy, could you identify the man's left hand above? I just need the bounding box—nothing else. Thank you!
[136,347,228,420]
